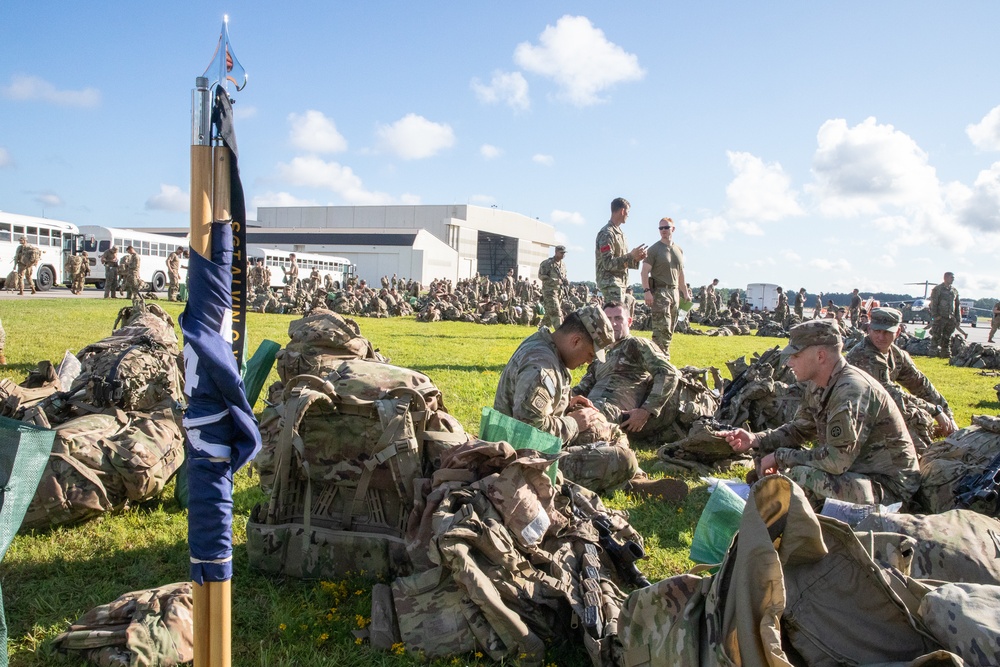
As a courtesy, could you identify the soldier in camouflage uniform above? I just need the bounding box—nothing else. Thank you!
[73,251,90,294]
[537,245,568,328]
[573,302,678,434]
[846,307,957,450]
[13,236,40,295]
[849,288,862,327]
[723,320,920,507]
[121,246,142,299]
[701,278,719,320]
[284,253,300,298]
[640,217,689,358]
[595,197,646,314]
[494,305,644,495]
[794,288,806,320]
[929,271,960,358]
[64,252,83,294]
[166,247,183,301]
[101,245,119,298]
[772,286,788,322]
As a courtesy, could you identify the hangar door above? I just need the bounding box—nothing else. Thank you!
[477,232,519,281]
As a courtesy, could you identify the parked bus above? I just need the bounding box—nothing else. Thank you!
[79,226,189,292]
[0,211,79,291]
[248,246,354,290]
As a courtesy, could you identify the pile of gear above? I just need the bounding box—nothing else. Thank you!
[1,297,186,532]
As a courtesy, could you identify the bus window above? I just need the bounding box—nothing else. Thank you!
[99,240,111,252]
[0,223,9,243]
[26,226,38,244]
[141,241,150,255]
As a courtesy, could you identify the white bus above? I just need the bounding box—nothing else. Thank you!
[0,211,79,291]
[248,246,354,290]
[79,226,188,292]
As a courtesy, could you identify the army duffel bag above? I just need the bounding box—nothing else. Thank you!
[274,308,387,385]
[20,408,185,531]
[247,358,467,580]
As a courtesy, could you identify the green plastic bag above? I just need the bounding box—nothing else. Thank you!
[479,407,560,483]
[689,482,746,566]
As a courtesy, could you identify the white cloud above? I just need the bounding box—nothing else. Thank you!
[471,70,530,111]
[733,221,764,235]
[480,144,503,159]
[782,250,802,263]
[145,184,188,212]
[725,151,803,221]
[677,216,730,243]
[808,117,940,217]
[550,209,585,225]
[375,114,455,160]
[966,105,1000,151]
[289,110,347,153]
[250,191,320,211]
[954,161,1000,232]
[877,254,897,268]
[532,154,554,166]
[810,258,852,272]
[0,147,11,168]
[32,191,63,207]
[2,74,100,107]
[275,155,394,205]
[513,15,644,107]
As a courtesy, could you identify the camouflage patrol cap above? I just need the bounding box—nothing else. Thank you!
[870,307,902,333]
[555,245,566,252]
[781,319,841,356]
[575,305,614,362]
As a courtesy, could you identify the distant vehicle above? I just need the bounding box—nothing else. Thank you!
[79,226,189,291]
[0,211,79,291]
[902,298,931,324]
[247,247,354,290]
[745,283,780,311]
[960,298,978,327]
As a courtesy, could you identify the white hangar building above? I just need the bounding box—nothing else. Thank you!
[246,204,558,285]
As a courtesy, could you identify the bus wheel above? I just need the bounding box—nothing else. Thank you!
[152,271,167,292]
[35,266,55,292]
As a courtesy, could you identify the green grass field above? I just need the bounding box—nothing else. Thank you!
[2,299,998,666]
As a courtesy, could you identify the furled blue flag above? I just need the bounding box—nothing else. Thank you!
[180,85,259,585]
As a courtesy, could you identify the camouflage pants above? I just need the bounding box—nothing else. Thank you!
[72,272,86,294]
[931,316,956,357]
[850,307,860,328]
[15,263,33,293]
[167,273,179,301]
[599,282,636,316]
[784,466,881,507]
[541,289,563,328]
[560,441,639,495]
[702,299,717,320]
[990,316,999,341]
[650,288,679,357]
[104,266,118,297]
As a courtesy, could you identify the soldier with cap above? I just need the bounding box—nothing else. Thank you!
[846,307,957,450]
[794,288,807,320]
[537,245,568,328]
[929,271,961,358]
[495,305,666,497]
[701,278,720,320]
[721,319,920,508]
[989,301,1000,344]
[595,197,646,314]
[640,217,689,358]
[849,288,862,327]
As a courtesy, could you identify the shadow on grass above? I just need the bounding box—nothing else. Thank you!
[974,399,1000,411]
[412,363,508,374]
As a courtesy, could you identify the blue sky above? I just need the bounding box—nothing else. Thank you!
[3,2,1000,297]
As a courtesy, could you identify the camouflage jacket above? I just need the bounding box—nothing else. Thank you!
[758,357,920,503]
[846,337,950,417]
[572,335,678,418]
[595,221,637,289]
[494,327,579,445]
[537,257,566,292]
[929,282,960,321]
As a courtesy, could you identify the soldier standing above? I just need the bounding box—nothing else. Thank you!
[701,278,720,320]
[929,272,960,358]
[849,288,862,327]
[595,197,646,314]
[166,247,183,301]
[73,251,90,294]
[284,253,299,298]
[728,289,741,313]
[794,288,806,320]
[773,286,789,322]
[122,246,141,299]
[538,245,568,328]
[101,246,120,298]
[814,292,823,319]
[64,252,83,294]
[13,236,40,295]
[640,217,688,358]
[989,301,1000,344]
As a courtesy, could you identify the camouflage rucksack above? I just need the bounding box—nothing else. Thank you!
[915,415,1000,515]
[247,358,468,580]
[52,581,193,667]
[273,308,386,386]
[20,408,185,531]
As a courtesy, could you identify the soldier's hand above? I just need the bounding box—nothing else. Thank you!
[630,245,648,262]
[757,452,779,477]
[621,408,651,432]
[568,406,601,432]
[568,394,595,410]
[643,291,654,307]
[934,412,958,437]
[721,428,757,453]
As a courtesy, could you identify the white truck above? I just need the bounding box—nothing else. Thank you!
[745,283,781,312]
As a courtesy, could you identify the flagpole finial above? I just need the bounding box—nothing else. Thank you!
[203,16,247,96]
